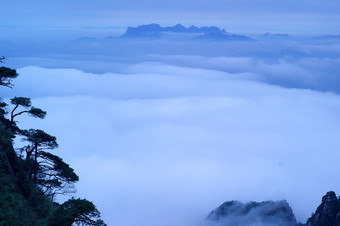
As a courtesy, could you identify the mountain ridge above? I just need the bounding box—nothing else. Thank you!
[121,23,253,41]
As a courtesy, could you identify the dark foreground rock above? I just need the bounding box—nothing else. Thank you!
[207,200,298,226]
[306,191,340,226]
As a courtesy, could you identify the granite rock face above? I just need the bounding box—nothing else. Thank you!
[306,191,340,226]
[207,200,298,226]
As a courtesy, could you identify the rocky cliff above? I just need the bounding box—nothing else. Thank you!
[207,191,340,226]
[207,200,298,226]
[306,191,340,226]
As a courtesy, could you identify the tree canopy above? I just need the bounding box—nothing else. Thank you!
[10,97,46,123]
[49,198,106,226]
[0,66,18,88]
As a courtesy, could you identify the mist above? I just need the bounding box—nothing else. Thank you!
[1,4,340,223]
[1,33,340,225]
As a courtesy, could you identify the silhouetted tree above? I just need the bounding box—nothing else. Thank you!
[37,151,79,198]
[0,59,105,225]
[10,97,46,124]
[0,66,18,88]
[49,198,106,226]
[20,129,79,198]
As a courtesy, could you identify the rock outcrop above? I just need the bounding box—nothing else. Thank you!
[207,191,340,226]
[306,191,340,226]
[207,200,298,226]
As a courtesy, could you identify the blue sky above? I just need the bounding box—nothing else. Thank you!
[1,0,340,33]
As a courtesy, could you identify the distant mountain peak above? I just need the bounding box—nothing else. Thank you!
[120,23,254,41]
[189,25,198,29]
[164,23,188,32]
[174,23,185,28]
[122,23,224,34]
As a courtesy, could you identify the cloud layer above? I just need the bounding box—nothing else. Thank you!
[0,0,339,223]
[4,59,340,225]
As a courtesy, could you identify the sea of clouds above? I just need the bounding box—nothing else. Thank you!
[2,32,340,225]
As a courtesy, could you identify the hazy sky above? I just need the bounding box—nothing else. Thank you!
[1,0,340,33]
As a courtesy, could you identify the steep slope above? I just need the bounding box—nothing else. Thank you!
[306,191,340,226]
